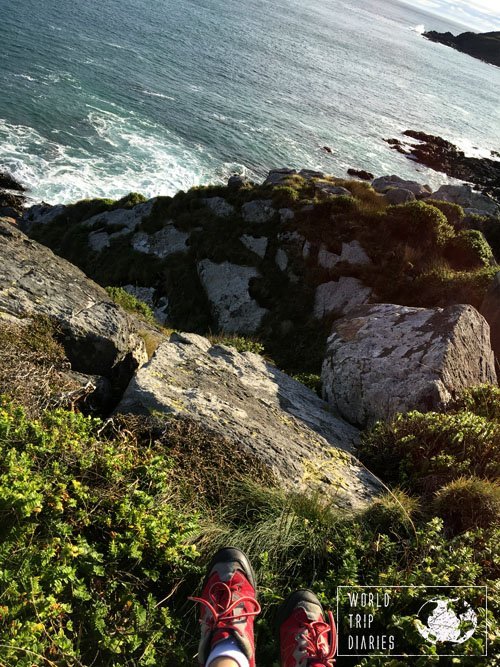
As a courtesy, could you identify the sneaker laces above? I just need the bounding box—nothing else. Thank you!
[189,581,261,640]
[302,611,337,666]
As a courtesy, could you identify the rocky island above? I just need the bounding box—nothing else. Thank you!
[423,29,500,67]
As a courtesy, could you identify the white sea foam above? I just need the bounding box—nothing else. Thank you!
[412,24,425,34]
[0,113,229,205]
[141,90,175,101]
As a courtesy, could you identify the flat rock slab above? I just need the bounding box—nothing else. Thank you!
[322,303,497,427]
[117,332,381,508]
[197,260,268,334]
[0,220,147,376]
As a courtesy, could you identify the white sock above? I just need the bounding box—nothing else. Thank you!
[206,637,250,667]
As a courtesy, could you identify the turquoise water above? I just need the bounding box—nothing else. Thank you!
[0,0,499,203]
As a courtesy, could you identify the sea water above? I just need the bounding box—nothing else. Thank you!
[0,0,499,204]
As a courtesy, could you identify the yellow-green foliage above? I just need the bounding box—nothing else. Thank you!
[445,229,494,269]
[358,387,500,499]
[0,401,199,666]
[105,286,156,324]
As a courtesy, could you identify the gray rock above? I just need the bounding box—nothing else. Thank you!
[279,208,295,223]
[264,169,297,186]
[240,235,268,258]
[154,297,170,325]
[117,332,381,508]
[275,248,288,271]
[242,199,275,224]
[322,303,497,427]
[202,196,235,218]
[431,184,500,217]
[131,225,189,258]
[22,203,66,230]
[316,183,352,197]
[228,174,248,188]
[197,260,268,334]
[0,220,147,377]
[480,272,500,365]
[318,245,340,270]
[88,230,110,252]
[384,187,416,205]
[82,199,156,232]
[372,175,431,198]
[299,169,326,180]
[340,241,372,266]
[303,240,313,260]
[314,278,372,318]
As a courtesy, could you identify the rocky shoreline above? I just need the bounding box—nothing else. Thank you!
[385,130,500,201]
[423,30,500,68]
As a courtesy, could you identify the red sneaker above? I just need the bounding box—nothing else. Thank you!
[277,590,337,667]
[189,547,261,666]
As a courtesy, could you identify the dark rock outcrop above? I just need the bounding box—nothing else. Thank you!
[385,131,500,200]
[423,30,500,68]
[347,168,374,180]
[322,303,497,427]
[0,171,26,219]
[0,220,147,380]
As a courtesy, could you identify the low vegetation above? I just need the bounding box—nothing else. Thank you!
[0,379,497,665]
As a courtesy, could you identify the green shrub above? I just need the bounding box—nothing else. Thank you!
[425,199,465,228]
[105,286,156,324]
[445,229,494,269]
[358,410,500,495]
[114,191,148,209]
[292,373,322,394]
[209,335,265,355]
[361,490,419,536]
[433,477,500,534]
[453,385,500,422]
[0,401,199,666]
[410,265,496,309]
[272,185,300,208]
[383,201,454,250]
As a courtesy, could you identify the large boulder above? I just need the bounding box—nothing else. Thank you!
[431,184,500,217]
[117,332,381,508]
[372,175,431,198]
[0,220,147,378]
[322,303,497,427]
[197,260,268,334]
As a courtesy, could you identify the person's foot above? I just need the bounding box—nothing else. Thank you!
[189,547,261,667]
[277,589,337,667]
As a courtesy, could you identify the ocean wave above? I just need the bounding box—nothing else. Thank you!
[141,89,175,101]
[0,114,229,205]
[411,24,425,34]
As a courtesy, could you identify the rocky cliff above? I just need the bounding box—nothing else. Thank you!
[423,30,500,67]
